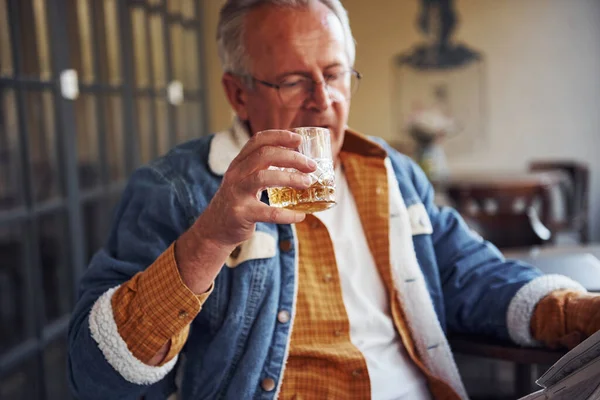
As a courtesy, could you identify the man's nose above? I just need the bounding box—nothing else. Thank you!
[304,81,332,111]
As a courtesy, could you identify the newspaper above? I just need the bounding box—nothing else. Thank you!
[519,329,600,400]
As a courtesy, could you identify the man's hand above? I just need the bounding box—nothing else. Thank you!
[532,290,600,349]
[175,130,316,294]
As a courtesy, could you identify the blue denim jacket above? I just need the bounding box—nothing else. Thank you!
[68,128,580,400]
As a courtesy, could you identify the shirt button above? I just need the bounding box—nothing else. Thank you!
[333,329,342,337]
[352,368,362,377]
[279,240,292,252]
[261,377,276,392]
[376,186,383,195]
[323,273,333,283]
[310,220,320,229]
[277,310,290,324]
[178,310,188,319]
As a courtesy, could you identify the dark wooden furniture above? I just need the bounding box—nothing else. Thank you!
[444,172,561,249]
[529,160,590,243]
[450,334,566,397]
[451,335,566,365]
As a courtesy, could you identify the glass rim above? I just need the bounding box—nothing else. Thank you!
[291,126,331,135]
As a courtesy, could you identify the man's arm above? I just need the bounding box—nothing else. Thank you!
[67,166,202,399]
[108,243,213,367]
[393,152,585,344]
[68,131,315,399]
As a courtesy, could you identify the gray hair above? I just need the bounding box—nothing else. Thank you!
[217,0,356,76]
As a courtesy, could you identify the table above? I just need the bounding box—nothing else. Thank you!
[504,245,600,292]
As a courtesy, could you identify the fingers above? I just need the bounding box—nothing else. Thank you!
[251,203,306,225]
[219,129,315,226]
[238,146,317,175]
[232,129,303,167]
[240,169,313,194]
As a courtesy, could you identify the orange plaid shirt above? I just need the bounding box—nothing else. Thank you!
[109,130,597,398]
[277,134,459,399]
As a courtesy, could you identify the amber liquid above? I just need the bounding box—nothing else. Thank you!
[267,183,336,213]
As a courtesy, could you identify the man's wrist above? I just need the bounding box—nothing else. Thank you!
[175,226,234,294]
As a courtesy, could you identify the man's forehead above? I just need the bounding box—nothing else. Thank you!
[244,3,347,72]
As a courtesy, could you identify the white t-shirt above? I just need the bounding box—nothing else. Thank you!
[315,166,432,400]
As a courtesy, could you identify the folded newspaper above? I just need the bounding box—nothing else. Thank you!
[519,329,600,400]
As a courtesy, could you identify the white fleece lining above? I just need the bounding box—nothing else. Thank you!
[225,231,277,268]
[507,274,586,346]
[89,286,178,385]
[207,118,250,176]
[385,159,469,399]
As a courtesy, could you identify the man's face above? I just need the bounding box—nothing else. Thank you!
[227,3,351,160]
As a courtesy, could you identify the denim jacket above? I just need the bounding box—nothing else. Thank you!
[68,123,583,400]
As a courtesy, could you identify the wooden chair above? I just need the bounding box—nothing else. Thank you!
[450,334,566,398]
[447,183,552,249]
[529,160,590,243]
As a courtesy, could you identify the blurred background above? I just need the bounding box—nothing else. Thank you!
[0,0,598,399]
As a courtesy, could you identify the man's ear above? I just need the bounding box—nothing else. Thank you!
[222,73,250,120]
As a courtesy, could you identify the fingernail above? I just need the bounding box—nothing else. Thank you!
[307,158,317,169]
[303,175,313,186]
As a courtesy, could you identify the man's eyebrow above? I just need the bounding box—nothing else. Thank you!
[273,63,346,81]
[274,71,313,81]
[323,62,344,70]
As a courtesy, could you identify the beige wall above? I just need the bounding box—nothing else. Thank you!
[202,0,232,133]
[202,0,600,241]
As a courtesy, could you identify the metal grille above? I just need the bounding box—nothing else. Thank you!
[0,0,208,398]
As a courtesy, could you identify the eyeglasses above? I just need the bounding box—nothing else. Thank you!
[247,69,362,108]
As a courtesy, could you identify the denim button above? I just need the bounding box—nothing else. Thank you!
[261,378,276,392]
[279,240,292,252]
[277,310,290,324]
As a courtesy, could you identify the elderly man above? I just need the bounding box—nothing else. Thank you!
[68,1,600,399]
